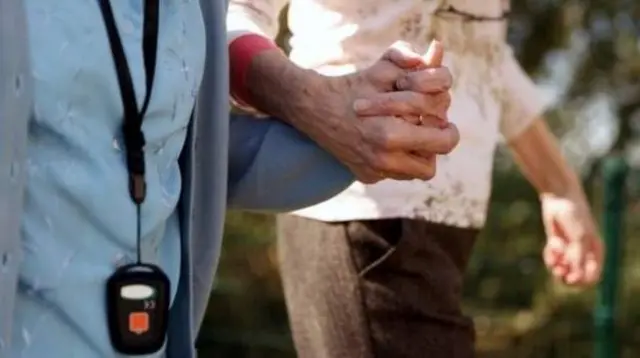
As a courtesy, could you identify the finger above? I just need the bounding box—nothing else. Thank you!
[552,263,569,279]
[564,241,587,285]
[382,41,426,69]
[386,121,460,154]
[354,168,384,184]
[583,239,604,284]
[556,214,591,280]
[353,91,450,120]
[424,39,444,68]
[401,115,423,125]
[346,161,385,184]
[583,254,601,285]
[396,67,453,94]
[395,115,447,128]
[420,115,448,129]
[543,236,564,268]
[370,151,437,181]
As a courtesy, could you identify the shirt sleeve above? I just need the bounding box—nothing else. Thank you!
[227,113,354,211]
[498,46,549,141]
[226,0,290,44]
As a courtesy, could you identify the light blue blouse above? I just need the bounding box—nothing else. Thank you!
[17,0,204,356]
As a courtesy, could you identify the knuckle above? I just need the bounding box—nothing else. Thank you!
[369,128,395,149]
[383,47,401,60]
[368,154,388,173]
[377,95,396,112]
[396,93,417,113]
[410,92,427,110]
[441,68,453,88]
[421,158,437,180]
[359,174,379,184]
[438,92,452,111]
[408,72,428,91]
[420,167,436,180]
[449,124,461,147]
[396,74,414,91]
[423,169,436,180]
[438,125,459,153]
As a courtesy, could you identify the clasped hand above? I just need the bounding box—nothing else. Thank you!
[306,40,457,183]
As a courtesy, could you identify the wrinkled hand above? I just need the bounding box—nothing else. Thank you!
[301,41,457,183]
[355,40,449,129]
[540,192,604,286]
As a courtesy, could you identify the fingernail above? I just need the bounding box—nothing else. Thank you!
[353,99,371,111]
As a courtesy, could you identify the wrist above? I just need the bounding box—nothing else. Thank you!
[537,173,584,201]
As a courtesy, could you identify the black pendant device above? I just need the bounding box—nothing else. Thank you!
[106,263,170,354]
[97,0,170,354]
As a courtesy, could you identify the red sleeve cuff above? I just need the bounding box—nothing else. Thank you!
[229,33,279,107]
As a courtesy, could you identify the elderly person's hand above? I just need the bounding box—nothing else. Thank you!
[541,191,603,286]
[245,40,457,183]
[287,43,456,183]
[351,40,449,180]
[353,41,449,128]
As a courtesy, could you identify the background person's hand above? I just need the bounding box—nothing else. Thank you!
[540,192,604,287]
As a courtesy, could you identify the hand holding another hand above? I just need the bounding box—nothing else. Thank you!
[295,40,457,183]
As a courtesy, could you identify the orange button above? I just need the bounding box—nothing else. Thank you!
[129,312,150,335]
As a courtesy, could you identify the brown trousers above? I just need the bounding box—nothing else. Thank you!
[276,215,479,358]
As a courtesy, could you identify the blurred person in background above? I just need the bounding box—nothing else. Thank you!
[0,0,458,357]
[227,0,605,357]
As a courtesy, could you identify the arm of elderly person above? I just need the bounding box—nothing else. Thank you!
[224,0,457,210]
[497,48,602,286]
[226,45,458,211]
[223,0,352,211]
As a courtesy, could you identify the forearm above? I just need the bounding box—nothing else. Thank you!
[229,36,356,160]
[227,32,336,127]
[244,49,323,126]
[508,118,583,198]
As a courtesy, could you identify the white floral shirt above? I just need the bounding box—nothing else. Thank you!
[227,0,546,228]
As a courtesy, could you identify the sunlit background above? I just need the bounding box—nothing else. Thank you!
[198,1,640,357]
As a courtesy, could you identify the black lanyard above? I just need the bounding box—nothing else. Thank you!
[98,2,171,355]
[98,0,159,264]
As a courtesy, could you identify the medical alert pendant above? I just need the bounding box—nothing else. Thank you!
[106,263,170,355]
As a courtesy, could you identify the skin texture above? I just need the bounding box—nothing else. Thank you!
[244,42,458,183]
[507,119,603,287]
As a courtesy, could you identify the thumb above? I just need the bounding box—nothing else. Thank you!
[382,41,426,69]
[424,40,444,68]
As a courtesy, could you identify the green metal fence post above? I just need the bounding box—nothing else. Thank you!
[594,154,629,358]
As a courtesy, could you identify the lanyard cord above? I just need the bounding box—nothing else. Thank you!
[97,0,160,264]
